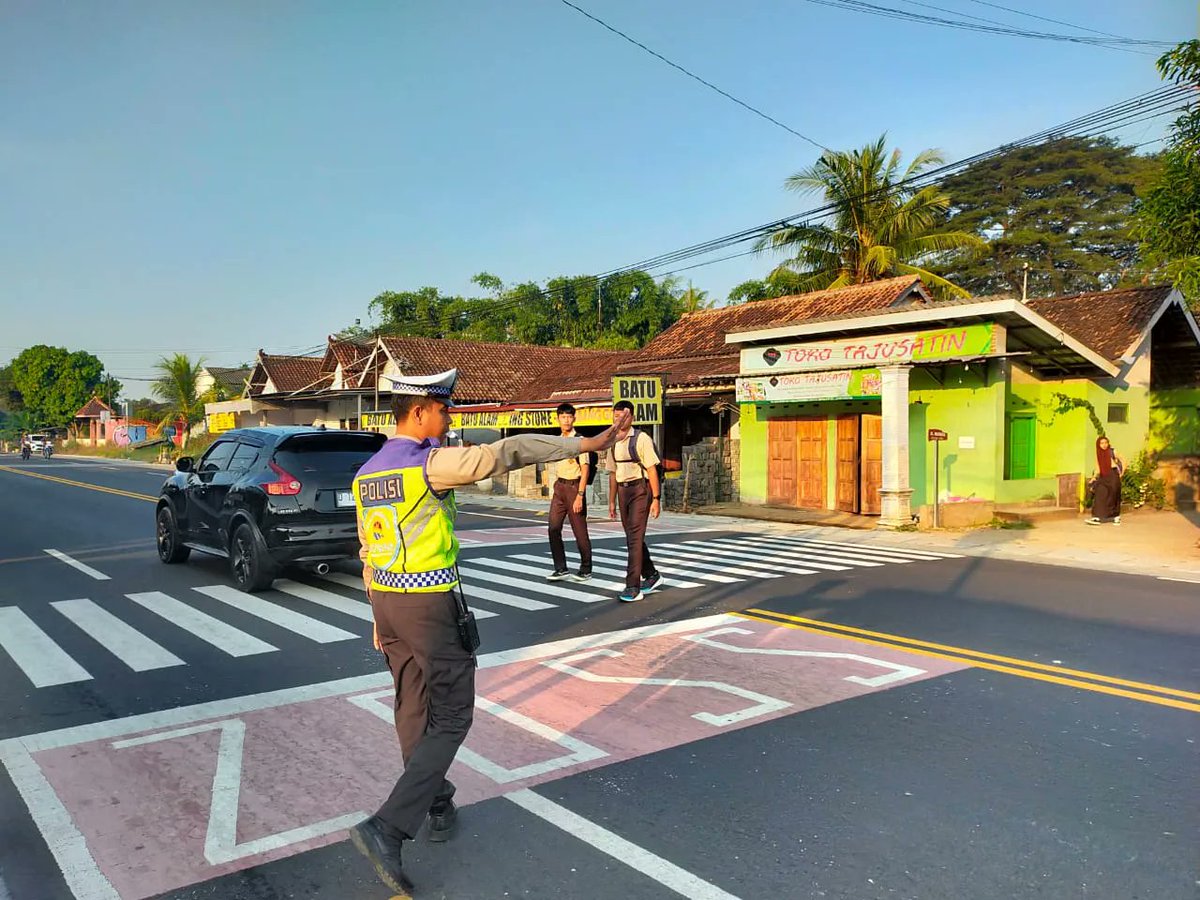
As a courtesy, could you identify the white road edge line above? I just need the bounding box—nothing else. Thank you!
[506,789,741,900]
[42,549,110,581]
[1157,575,1200,584]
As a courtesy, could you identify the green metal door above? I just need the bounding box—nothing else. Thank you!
[1008,415,1035,480]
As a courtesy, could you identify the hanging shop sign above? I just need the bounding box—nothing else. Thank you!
[736,368,882,404]
[361,405,614,432]
[612,376,663,425]
[206,412,237,434]
[740,322,1001,375]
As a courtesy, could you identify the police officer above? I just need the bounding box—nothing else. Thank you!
[348,369,618,896]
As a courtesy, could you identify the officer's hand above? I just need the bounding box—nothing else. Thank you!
[580,424,620,454]
[572,495,584,515]
[650,499,661,519]
[372,621,382,651]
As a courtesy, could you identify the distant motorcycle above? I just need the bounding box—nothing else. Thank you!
[43,444,53,459]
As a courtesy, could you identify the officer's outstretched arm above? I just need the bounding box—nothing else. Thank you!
[426,426,619,492]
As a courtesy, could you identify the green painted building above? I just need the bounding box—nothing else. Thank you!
[719,279,1199,525]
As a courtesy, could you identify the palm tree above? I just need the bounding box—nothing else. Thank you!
[756,136,985,299]
[679,281,712,313]
[152,354,206,447]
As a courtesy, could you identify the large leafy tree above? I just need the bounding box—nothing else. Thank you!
[755,136,985,299]
[152,354,207,446]
[941,136,1160,298]
[0,364,23,413]
[9,345,107,428]
[1131,40,1200,307]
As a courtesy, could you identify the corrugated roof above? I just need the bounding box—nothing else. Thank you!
[203,366,252,394]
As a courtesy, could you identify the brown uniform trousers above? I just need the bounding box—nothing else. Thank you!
[368,587,475,840]
[549,478,592,573]
[615,478,658,590]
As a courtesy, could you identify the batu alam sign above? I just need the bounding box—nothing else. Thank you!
[739,323,1001,375]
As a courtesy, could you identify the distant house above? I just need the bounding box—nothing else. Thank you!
[196,366,252,400]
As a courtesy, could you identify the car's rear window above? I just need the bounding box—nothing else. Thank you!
[274,432,386,473]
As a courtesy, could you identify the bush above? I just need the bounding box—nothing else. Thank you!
[1121,451,1167,510]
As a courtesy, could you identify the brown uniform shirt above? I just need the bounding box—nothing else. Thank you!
[553,429,591,481]
[359,433,585,589]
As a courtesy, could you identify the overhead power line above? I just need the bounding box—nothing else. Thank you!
[556,0,830,151]
[798,0,1173,51]
[385,85,1190,336]
[962,0,1127,40]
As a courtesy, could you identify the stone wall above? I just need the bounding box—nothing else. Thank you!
[1156,455,1199,510]
[665,437,739,510]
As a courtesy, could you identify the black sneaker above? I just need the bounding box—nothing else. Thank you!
[428,798,457,842]
[348,817,414,896]
[546,568,571,581]
[641,572,663,594]
[573,569,593,582]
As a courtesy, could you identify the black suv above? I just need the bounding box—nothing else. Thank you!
[155,426,386,591]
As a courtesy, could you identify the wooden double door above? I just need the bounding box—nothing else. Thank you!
[768,414,882,514]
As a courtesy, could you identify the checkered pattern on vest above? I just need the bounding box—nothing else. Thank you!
[371,567,458,591]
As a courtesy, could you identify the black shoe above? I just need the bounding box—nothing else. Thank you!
[546,568,571,581]
[573,568,593,582]
[641,572,663,594]
[348,817,413,896]
[428,798,458,842]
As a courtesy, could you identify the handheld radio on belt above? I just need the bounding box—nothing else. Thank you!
[451,566,480,653]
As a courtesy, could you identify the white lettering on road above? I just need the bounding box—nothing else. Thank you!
[42,549,110,581]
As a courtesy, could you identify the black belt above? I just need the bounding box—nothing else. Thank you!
[616,478,647,487]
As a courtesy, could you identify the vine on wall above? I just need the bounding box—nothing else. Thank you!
[1040,392,1105,436]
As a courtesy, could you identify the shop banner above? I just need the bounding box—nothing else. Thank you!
[736,369,882,403]
[612,376,663,425]
[361,405,613,432]
[741,322,999,374]
[206,412,237,434]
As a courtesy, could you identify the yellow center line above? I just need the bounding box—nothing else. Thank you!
[0,465,158,503]
[737,612,1200,714]
[746,608,1200,702]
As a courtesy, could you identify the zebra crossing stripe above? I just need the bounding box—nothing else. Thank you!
[732,536,928,565]
[541,552,708,590]
[51,599,185,671]
[458,582,554,611]
[0,607,92,687]
[652,542,816,576]
[588,547,742,584]
[708,537,895,568]
[43,549,110,581]
[192,585,358,643]
[759,535,961,560]
[471,557,626,593]
[126,592,277,657]
[273,580,375,621]
[457,565,605,603]
[617,544,783,579]
[318,571,369,592]
[679,539,872,571]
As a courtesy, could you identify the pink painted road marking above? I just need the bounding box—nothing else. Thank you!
[25,618,966,900]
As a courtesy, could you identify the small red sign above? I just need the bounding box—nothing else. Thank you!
[928,428,948,441]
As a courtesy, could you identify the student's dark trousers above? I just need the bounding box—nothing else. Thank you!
[368,587,475,840]
[616,478,657,590]
[549,478,592,572]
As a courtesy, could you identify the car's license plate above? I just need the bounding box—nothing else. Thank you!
[336,490,355,508]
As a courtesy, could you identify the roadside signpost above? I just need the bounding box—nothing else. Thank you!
[928,428,948,528]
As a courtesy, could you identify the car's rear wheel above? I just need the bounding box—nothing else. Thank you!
[230,522,277,592]
[156,506,191,564]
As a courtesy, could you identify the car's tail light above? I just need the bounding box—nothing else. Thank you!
[265,461,302,496]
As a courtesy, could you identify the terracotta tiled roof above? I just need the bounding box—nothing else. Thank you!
[74,396,115,418]
[633,277,926,362]
[321,338,373,382]
[509,351,638,404]
[257,353,331,394]
[380,336,612,404]
[1026,285,1174,361]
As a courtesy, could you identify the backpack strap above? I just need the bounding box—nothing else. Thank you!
[626,432,641,468]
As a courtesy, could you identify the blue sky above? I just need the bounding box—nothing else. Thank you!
[0,0,1192,393]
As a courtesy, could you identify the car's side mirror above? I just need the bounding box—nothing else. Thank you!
[176,457,194,473]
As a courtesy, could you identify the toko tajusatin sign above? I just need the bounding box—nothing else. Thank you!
[740,323,1000,375]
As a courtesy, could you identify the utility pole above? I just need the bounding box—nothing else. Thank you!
[1021,262,1029,302]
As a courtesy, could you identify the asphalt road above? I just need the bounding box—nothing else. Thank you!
[0,454,1196,900]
